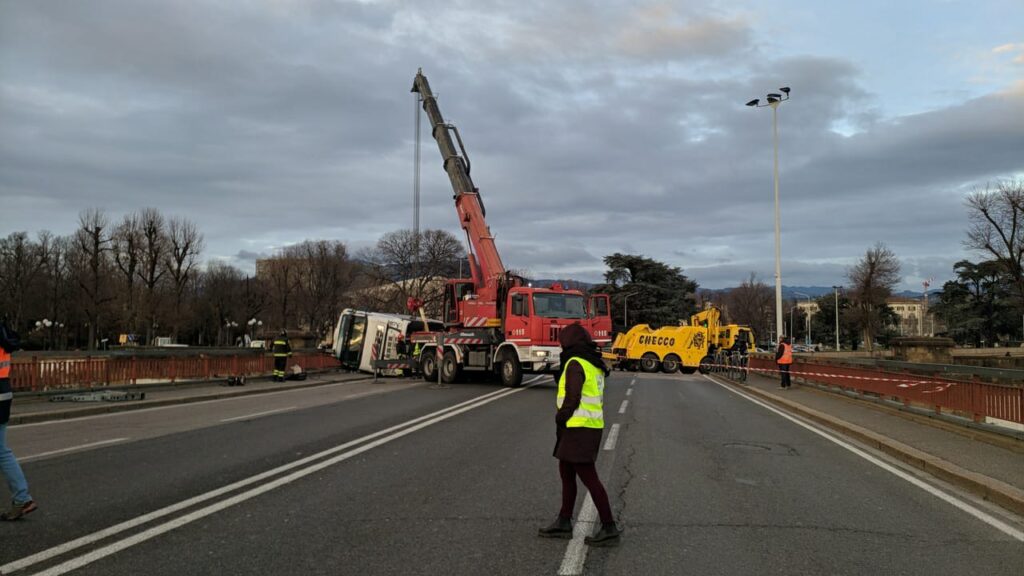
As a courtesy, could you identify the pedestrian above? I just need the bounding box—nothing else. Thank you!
[1,321,36,521]
[776,336,793,389]
[538,323,621,546]
[272,330,291,382]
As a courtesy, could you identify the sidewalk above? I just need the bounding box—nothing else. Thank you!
[714,370,1024,516]
[8,371,377,425]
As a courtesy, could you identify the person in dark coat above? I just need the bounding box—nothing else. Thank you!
[538,323,621,546]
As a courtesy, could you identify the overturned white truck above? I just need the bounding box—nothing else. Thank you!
[330,308,443,376]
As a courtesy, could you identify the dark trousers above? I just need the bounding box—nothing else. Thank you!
[273,356,287,379]
[778,363,791,388]
[559,460,614,524]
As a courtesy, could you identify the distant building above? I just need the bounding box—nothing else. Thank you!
[886,297,940,336]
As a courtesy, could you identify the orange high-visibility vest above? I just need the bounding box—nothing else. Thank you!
[778,343,793,365]
[0,348,11,379]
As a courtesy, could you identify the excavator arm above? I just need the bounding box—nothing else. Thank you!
[411,69,505,293]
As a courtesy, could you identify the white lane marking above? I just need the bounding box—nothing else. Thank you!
[618,400,629,414]
[625,388,633,397]
[629,376,636,386]
[2,386,518,575]
[21,438,130,462]
[558,494,598,575]
[603,423,621,451]
[220,407,297,423]
[705,375,1024,543]
[24,384,537,576]
[12,379,379,429]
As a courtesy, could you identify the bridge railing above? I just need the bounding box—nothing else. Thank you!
[9,352,341,392]
[748,355,1023,425]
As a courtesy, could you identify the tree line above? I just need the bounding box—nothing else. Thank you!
[0,208,466,350]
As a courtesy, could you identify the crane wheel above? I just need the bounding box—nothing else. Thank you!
[499,350,523,387]
[698,355,714,374]
[661,355,680,373]
[679,366,698,374]
[421,351,438,382]
[639,353,660,373]
[441,349,461,384]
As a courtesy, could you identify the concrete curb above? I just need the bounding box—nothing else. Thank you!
[713,376,1024,518]
[8,374,376,426]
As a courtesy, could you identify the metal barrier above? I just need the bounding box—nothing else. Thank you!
[748,355,1024,425]
[9,352,341,392]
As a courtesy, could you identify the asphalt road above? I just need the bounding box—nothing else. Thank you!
[1,372,1021,575]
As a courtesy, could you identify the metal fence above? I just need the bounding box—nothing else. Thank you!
[9,352,341,392]
[748,355,1024,425]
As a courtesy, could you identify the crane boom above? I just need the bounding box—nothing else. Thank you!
[411,69,506,292]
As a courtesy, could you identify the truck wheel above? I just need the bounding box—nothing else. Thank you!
[499,350,523,388]
[441,349,461,383]
[698,355,714,374]
[679,366,697,374]
[661,355,680,373]
[421,351,438,382]
[640,353,660,373]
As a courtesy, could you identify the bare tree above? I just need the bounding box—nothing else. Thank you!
[112,212,143,335]
[41,235,74,348]
[73,209,115,349]
[263,248,303,331]
[965,180,1024,311]
[0,231,49,332]
[200,261,244,346]
[723,273,774,344]
[846,243,901,352]
[163,216,204,340]
[137,208,168,344]
[362,229,463,314]
[294,240,355,340]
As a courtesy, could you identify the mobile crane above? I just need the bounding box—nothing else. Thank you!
[409,69,612,387]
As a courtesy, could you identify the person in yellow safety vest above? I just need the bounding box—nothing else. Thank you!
[776,336,793,389]
[272,331,292,382]
[1,321,37,520]
[538,323,621,547]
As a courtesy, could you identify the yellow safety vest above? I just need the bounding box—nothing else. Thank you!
[557,357,605,429]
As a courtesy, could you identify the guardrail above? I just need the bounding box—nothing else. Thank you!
[9,352,341,392]
[748,355,1023,425]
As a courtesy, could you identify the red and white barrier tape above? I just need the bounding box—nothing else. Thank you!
[700,362,955,393]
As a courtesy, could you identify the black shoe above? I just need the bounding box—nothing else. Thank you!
[584,522,622,547]
[538,516,573,539]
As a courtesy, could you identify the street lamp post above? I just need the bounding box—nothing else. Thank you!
[623,292,639,328]
[794,291,812,346]
[832,286,841,351]
[747,87,791,344]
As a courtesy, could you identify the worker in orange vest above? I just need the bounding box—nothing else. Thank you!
[1,320,36,520]
[775,336,793,389]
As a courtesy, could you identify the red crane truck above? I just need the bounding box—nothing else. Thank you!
[409,69,612,387]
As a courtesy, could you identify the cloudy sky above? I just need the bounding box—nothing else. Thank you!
[2,0,1022,290]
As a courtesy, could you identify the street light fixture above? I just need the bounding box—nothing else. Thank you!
[747,86,791,344]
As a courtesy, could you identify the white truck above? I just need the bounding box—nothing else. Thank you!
[331,308,443,375]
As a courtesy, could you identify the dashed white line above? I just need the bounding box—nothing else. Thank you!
[21,438,131,462]
[220,407,297,422]
[603,423,621,451]
[626,388,633,396]
[557,494,598,575]
[618,400,629,414]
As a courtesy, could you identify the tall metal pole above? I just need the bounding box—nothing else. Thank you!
[413,92,422,275]
[833,286,840,351]
[771,101,783,344]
